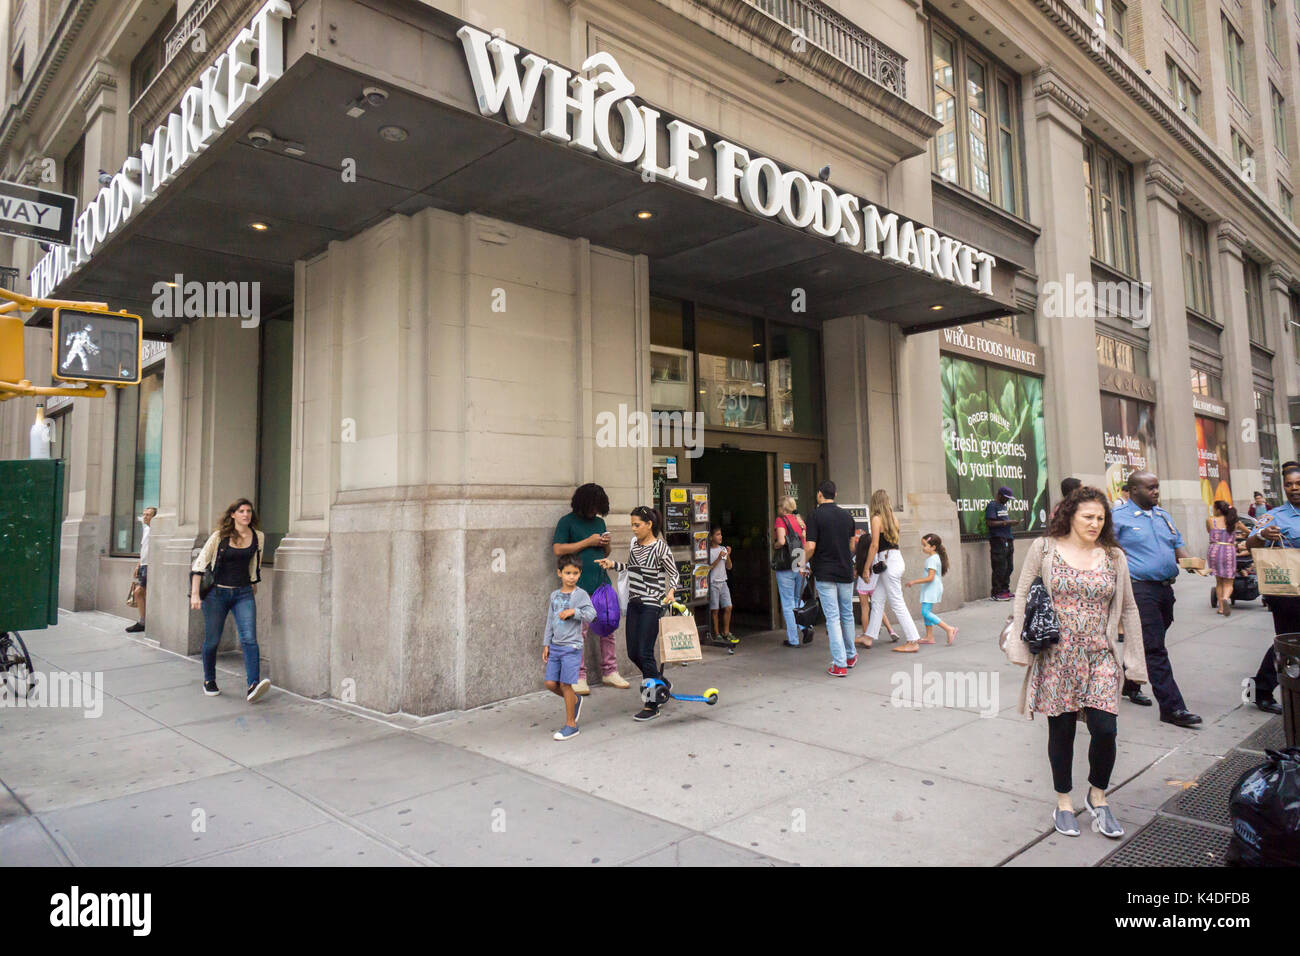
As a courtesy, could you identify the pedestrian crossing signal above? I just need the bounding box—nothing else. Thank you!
[51,307,141,386]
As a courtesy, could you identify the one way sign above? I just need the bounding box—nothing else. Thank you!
[0,179,76,246]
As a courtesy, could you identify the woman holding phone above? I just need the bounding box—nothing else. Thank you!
[552,483,628,693]
[191,498,270,702]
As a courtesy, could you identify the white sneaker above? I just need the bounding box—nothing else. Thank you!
[246,678,271,703]
[601,672,630,689]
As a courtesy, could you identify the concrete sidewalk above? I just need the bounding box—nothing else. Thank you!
[0,574,1279,866]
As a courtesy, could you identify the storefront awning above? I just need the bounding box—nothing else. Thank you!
[31,2,1015,336]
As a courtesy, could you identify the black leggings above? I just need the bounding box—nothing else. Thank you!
[625,600,663,682]
[1047,708,1117,794]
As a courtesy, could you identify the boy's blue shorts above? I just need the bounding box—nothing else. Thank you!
[545,644,582,685]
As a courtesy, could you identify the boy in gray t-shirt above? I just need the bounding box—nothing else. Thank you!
[544,555,596,740]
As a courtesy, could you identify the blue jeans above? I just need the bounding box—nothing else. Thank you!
[201,585,260,685]
[775,570,802,645]
[815,579,855,667]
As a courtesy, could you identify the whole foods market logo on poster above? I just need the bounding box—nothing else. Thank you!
[941,354,1048,535]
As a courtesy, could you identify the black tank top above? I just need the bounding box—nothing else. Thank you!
[214,538,255,587]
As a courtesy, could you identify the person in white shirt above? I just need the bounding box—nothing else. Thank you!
[707,526,734,642]
[126,507,156,633]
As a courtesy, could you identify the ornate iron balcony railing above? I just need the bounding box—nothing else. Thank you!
[746,0,907,97]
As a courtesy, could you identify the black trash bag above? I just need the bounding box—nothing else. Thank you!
[793,575,821,628]
[1226,747,1300,867]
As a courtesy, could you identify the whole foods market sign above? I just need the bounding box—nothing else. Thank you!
[29,0,292,299]
[457,26,997,295]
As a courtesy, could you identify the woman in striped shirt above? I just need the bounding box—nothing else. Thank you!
[597,505,680,721]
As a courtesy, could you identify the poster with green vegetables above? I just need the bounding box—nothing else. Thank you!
[940,354,1049,536]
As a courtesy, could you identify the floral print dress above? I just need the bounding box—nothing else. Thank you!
[1026,553,1120,717]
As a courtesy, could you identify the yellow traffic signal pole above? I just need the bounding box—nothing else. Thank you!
[0,287,115,401]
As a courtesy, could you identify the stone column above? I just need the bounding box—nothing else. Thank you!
[57,393,110,610]
[55,59,121,610]
[150,316,260,660]
[1214,220,1263,510]
[1267,265,1298,468]
[1029,68,1105,488]
[1140,159,1202,548]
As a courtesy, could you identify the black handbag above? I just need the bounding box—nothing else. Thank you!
[772,516,796,571]
[1021,575,1061,654]
[793,574,821,627]
[195,540,225,600]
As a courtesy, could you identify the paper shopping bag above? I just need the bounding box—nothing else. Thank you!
[656,611,703,664]
[1253,547,1300,597]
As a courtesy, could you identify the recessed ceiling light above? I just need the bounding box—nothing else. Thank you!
[930,304,944,311]
[378,125,407,142]
[163,281,176,287]
[636,209,654,219]
[250,222,268,231]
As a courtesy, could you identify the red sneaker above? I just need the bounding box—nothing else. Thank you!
[827,665,848,677]
[845,655,858,669]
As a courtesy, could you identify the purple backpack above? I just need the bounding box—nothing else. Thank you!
[589,581,621,636]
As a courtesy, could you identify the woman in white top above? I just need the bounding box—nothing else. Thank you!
[856,489,922,652]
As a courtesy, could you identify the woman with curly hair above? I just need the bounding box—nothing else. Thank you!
[190,498,270,702]
[1005,486,1145,840]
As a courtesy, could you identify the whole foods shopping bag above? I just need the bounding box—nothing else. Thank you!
[1252,547,1300,597]
[656,609,702,664]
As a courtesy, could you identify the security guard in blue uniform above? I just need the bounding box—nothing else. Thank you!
[1243,461,1300,714]
[1111,471,1206,728]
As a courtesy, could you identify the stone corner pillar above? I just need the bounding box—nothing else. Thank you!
[1140,159,1203,552]
[1030,68,1104,489]
[1213,219,1264,512]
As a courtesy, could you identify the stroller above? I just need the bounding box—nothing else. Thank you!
[1210,549,1259,608]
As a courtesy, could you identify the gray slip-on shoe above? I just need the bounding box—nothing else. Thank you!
[1086,794,1124,839]
[1053,808,1081,837]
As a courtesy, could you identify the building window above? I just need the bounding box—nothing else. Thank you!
[1167,59,1200,124]
[1283,182,1295,222]
[1179,208,1213,317]
[1190,366,1223,398]
[257,317,292,562]
[1232,129,1255,180]
[696,307,767,431]
[49,409,71,521]
[1163,0,1194,35]
[10,48,22,90]
[128,11,175,153]
[980,313,1037,342]
[110,367,164,555]
[1245,258,1267,346]
[1257,390,1281,500]
[1271,85,1288,156]
[1223,17,1247,101]
[1292,292,1300,361]
[769,324,823,435]
[1111,0,1128,48]
[1097,332,1150,376]
[1265,0,1280,55]
[1083,138,1138,275]
[62,135,84,208]
[1090,0,1128,49]
[929,20,1023,216]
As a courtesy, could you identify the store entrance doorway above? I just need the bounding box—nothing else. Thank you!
[691,448,771,634]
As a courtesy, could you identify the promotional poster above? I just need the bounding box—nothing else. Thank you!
[941,355,1049,536]
[1101,394,1157,503]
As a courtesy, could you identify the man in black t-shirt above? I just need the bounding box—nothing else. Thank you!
[804,480,858,676]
